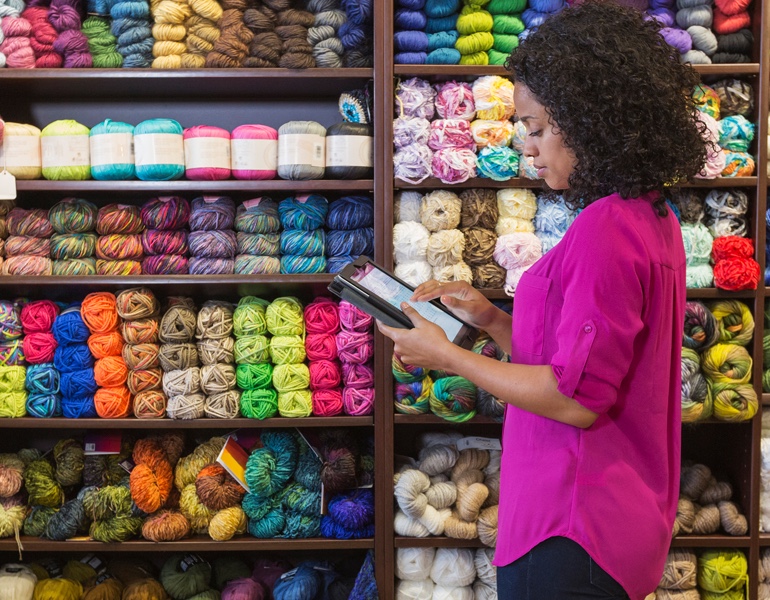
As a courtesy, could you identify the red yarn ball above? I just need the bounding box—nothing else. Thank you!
[20,300,59,334]
[713,257,760,291]
[303,298,340,334]
[22,332,57,364]
[711,235,753,262]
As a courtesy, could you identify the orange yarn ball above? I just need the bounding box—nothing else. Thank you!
[121,318,160,345]
[94,355,129,387]
[130,439,173,513]
[127,368,163,394]
[122,579,169,600]
[195,464,246,511]
[141,509,190,542]
[81,292,119,334]
[123,343,160,370]
[94,385,132,418]
[88,331,124,359]
[133,390,167,419]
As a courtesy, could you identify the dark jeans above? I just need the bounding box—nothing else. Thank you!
[497,537,631,600]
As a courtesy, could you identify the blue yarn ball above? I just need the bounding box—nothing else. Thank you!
[273,563,322,600]
[25,363,60,395]
[52,309,90,345]
[339,21,367,49]
[326,256,356,273]
[326,196,374,230]
[399,0,426,8]
[54,344,93,373]
[26,393,62,418]
[476,146,520,181]
[326,228,374,257]
[426,48,461,63]
[321,518,376,539]
[341,0,373,26]
[278,195,329,230]
[395,8,427,29]
[395,52,427,63]
[280,255,327,274]
[87,0,111,15]
[424,0,460,18]
[90,119,136,180]
[133,118,185,181]
[61,369,98,397]
[247,510,285,538]
[425,15,459,33]
[283,513,320,539]
[62,394,97,418]
[765,266,770,286]
[428,30,458,50]
[394,30,429,52]
[522,8,549,29]
[529,0,565,13]
[110,1,150,19]
[279,229,325,257]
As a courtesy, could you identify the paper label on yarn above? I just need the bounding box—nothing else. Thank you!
[95,573,115,585]
[0,135,41,168]
[37,559,62,579]
[80,553,106,574]
[133,133,184,167]
[84,430,123,455]
[280,567,299,581]
[0,171,16,200]
[231,138,278,171]
[89,132,134,167]
[296,194,310,204]
[5,567,23,573]
[203,196,220,203]
[278,133,325,169]
[179,554,208,573]
[41,135,90,168]
[326,135,373,168]
[119,458,136,473]
[184,136,231,170]
[243,198,264,209]
[216,435,252,492]
[296,428,326,515]
[455,436,502,452]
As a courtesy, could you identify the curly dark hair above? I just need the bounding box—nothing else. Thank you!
[506,0,709,210]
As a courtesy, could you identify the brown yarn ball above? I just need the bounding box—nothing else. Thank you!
[195,463,246,511]
[245,32,282,66]
[157,432,186,467]
[159,297,197,344]
[116,287,160,321]
[659,548,698,590]
[122,578,169,600]
[127,369,163,394]
[444,511,477,539]
[700,479,733,504]
[680,463,711,500]
[83,575,123,600]
[133,390,167,419]
[121,318,160,345]
[691,503,720,534]
[718,500,747,535]
[275,8,315,69]
[123,344,161,370]
[205,5,254,68]
[461,227,497,266]
[159,343,199,371]
[141,509,191,542]
[472,263,506,289]
[477,505,497,547]
[107,560,156,586]
[675,497,696,535]
[460,189,498,229]
[0,454,25,498]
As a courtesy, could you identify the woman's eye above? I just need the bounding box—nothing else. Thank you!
[528,130,541,137]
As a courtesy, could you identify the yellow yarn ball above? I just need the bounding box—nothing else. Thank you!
[697,550,748,596]
[0,392,27,418]
[455,32,494,55]
[40,120,92,181]
[265,297,305,336]
[0,367,26,393]
[456,7,494,34]
[0,502,25,538]
[208,506,247,541]
[33,578,83,600]
[272,363,310,393]
[179,483,213,534]
[0,123,42,180]
[277,390,313,418]
[62,560,97,584]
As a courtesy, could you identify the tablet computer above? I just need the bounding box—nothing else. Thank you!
[328,255,478,349]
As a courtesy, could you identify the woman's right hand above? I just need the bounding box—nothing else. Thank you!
[410,280,502,330]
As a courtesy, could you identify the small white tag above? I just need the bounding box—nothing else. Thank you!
[456,436,502,451]
[0,171,17,200]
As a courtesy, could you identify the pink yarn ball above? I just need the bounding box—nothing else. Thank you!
[343,386,374,416]
[304,297,340,334]
[312,388,343,417]
[309,359,342,390]
[231,124,278,180]
[222,577,265,600]
[338,301,373,332]
[184,125,231,181]
[305,333,337,361]
[342,362,374,389]
[336,330,374,365]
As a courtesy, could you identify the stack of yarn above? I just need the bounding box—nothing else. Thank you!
[421,189,472,284]
[49,198,98,276]
[396,547,497,599]
[189,196,236,275]
[234,197,281,275]
[266,297,311,418]
[681,299,756,422]
[340,0,373,67]
[393,431,500,546]
[234,296,274,420]
[117,288,165,418]
[0,199,13,271]
[160,296,200,419]
[95,203,144,275]
[82,292,130,419]
[521,0,565,39]
[21,300,59,418]
[460,189,505,288]
[456,0,493,65]
[488,0,525,64]
[394,0,429,63]
[0,300,27,418]
[533,191,576,254]
[425,0,461,64]
[325,195,375,273]
[196,300,239,419]
[392,190,432,286]
[674,461,748,538]
[653,548,698,599]
[140,196,191,275]
[304,297,343,417]
[337,300,375,416]
[278,194,328,274]
[3,208,54,276]
[430,81,477,185]
[493,188,541,294]
[53,305,97,418]
[711,234,759,291]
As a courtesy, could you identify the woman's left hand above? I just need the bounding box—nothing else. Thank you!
[376,302,455,370]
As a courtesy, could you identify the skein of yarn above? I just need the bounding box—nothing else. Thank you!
[277,121,327,180]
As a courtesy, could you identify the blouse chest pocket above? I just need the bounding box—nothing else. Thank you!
[512,272,552,356]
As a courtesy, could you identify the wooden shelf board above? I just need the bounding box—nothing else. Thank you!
[394,64,760,77]
[0,536,374,553]
[16,180,374,193]
[394,536,486,548]
[0,416,372,429]
[394,414,502,425]
[671,535,751,548]
[394,177,757,190]
[685,288,757,299]
[757,534,770,546]
[763,393,770,406]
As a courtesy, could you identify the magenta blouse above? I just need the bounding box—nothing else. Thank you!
[493,192,686,600]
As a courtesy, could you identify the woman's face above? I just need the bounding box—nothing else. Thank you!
[514,83,577,191]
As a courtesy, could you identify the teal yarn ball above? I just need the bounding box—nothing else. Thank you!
[718,115,755,152]
[427,48,462,64]
[429,375,477,422]
[280,255,326,274]
[89,119,136,180]
[476,146,520,181]
[247,508,285,538]
[134,119,185,181]
[244,431,298,499]
[160,554,212,600]
[242,492,278,521]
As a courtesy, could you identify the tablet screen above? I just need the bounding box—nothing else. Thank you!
[351,263,464,340]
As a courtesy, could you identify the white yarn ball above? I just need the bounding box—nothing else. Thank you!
[0,564,37,600]
[420,190,462,232]
[394,221,430,263]
[473,581,498,600]
[425,481,457,509]
[474,548,497,587]
[433,261,473,285]
[431,548,476,587]
[432,585,474,600]
[493,233,542,269]
[396,578,434,600]
[396,548,436,581]
[427,229,465,268]
[394,469,431,518]
[504,265,533,295]
[418,505,451,535]
[395,510,431,537]
[395,191,424,223]
[497,188,537,220]
[395,260,433,287]
[495,216,535,236]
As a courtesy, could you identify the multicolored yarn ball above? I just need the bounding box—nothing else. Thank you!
[141,196,191,231]
[476,146,519,181]
[96,259,142,275]
[429,375,477,422]
[395,77,437,120]
[235,198,280,234]
[96,204,144,235]
[190,196,236,232]
[681,347,713,422]
[325,195,375,231]
[711,381,757,421]
[683,301,720,351]
[432,147,477,184]
[49,198,98,234]
[278,195,329,231]
[7,208,54,238]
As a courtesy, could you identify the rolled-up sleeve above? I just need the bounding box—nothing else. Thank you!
[550,204,650,414]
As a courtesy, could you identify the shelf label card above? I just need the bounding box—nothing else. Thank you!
[0,171,16,200]
[456,436,502,451]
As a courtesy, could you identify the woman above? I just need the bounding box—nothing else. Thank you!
[379,2,710,598]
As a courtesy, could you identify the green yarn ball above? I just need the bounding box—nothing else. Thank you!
[240,389,278,420]
[161,554,212,600]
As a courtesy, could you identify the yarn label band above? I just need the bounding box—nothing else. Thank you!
[456,436,502,451]
[326,135,373,167]
[89,133,134,166]
[41,135,90,168]
[278,134,325,168]
[0,136,41,167]
[184,137,231,169]
[134,133,185,166]
[231,139,278,170]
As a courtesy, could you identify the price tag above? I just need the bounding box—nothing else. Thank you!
[0,170,16,200]
[455,436,502,452]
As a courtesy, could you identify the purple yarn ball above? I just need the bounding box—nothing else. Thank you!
[222,578,265,600]
[646,7,675,26]
[660,26,693,52]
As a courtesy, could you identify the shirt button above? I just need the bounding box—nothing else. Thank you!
[584,325,593,333]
